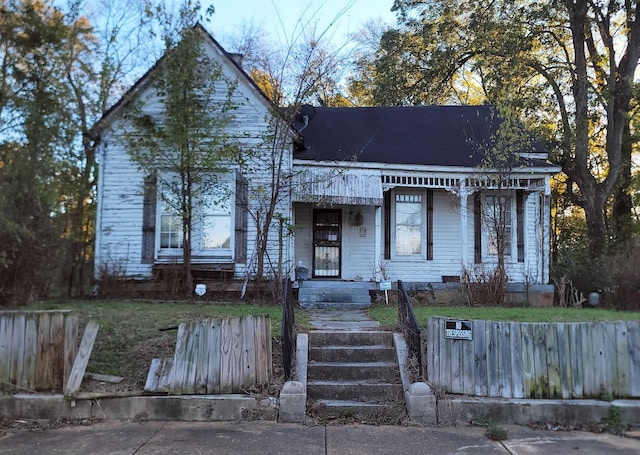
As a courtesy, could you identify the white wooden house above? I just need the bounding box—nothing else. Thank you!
[93,26,560,300]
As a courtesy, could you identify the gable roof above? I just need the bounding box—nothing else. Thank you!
[294,105,556,170]
[91,23,271,136]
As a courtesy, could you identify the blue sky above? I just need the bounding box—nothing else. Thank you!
[206,0,398,47]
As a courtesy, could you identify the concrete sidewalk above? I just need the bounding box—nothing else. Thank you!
[1,420,639,455]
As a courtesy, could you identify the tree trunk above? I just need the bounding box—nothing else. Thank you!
[612,120,633,246]
[583,194,607,258]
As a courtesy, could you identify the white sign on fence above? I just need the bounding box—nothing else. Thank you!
[379,281,392,291]
[444,320,472,340]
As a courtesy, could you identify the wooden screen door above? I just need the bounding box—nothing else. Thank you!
[313,209,341,278]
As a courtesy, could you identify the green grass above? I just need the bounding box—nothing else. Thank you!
[368,305,640,328]
[28,299,284,383]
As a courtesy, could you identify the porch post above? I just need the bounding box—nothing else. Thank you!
[374,205,382,280]
[525,192,538,284]
[459,182,469,270]
[542,178,552,284]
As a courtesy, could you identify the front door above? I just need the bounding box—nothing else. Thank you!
[313,209,341,278]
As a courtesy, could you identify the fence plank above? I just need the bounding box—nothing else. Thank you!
[509,322,524,398]
[614,322,630,397]
[462,326,475,396]
[556,323,572,399]
[22,315,38,391]
[581,323,596,397]
[9,314,25,391]
[63,316,78,391]
[497,322,512,398]
[521,323,534,398]
[0,315,14,390]
[194,320,210,394]
[601,322,617,396]
[254,316,268,384]
[450,337,463,395]
[487,322,500,397]
[50,312,65,391]
[35,312,51,390]
[157,358,174,393]
[241,316,257,388]
[627,321,640,397]
[473,320,487,397]
[170,323,189,395]
[181,321,199,395]
[545,324,561,398]
[65,320,99,398]
[207,319,221,393]
[144,358,162,392]
[568,323,583,398]
[592,323,607,395]
[531,324,548,398]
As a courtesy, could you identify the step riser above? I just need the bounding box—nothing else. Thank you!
[309,347,397,363]
[309,402,405,421]
[298,295,372,304]
[307,364,399,382]
[309,331,394,346]
[307,384,403,402]
[300,302,371,310]
[299,281,374,289]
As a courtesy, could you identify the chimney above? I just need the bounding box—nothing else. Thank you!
[228,53,244,68]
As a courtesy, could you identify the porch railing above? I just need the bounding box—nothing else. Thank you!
[281,279,296,380]
[397,280,422,376]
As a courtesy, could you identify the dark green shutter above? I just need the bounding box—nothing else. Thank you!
[235,172,248,263]
[384,190,391,259]
[142,173,157,264]
[516,190,525,262]
[426,189,433,260]
[474,192,482,264]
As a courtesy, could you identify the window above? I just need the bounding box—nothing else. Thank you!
[394,192,423,256]
[157,173,234,258]
[484,194,513,257]
[201,182,232,251]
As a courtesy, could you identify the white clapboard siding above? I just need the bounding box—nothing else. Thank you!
[427,317,640,399]
[0,311,77,393]
[95,34,290,280]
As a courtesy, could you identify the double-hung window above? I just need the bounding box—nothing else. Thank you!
[394,191,424,257]
[484,193,513,257]
[157,173,234,260]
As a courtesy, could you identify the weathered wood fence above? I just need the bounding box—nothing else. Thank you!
[145,315,272,395]
[427,317,640,399]
[0,311,78,393]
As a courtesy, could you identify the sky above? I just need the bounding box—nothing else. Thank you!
[205,0,398,48]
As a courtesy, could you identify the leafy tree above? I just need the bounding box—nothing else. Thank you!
[370,0,640,258]
[0,0,75,304]
[125,5,240,295]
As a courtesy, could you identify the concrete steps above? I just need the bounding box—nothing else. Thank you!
[298,281,372,309]
[306,330,404,421]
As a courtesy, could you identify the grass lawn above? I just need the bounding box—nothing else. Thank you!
[28,299,290,391]
[368,305,640,328]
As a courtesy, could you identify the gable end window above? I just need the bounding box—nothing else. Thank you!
[156,172,235,260]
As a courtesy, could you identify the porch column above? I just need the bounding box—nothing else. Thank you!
[459,183,469,269]
[374,205,382,280]
[542,180,552,284]
[525,192,539,284]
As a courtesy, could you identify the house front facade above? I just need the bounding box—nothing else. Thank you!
[93,26,559,299]
[289,106,559,293]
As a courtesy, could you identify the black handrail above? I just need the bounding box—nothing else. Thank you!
[397,280,422,376]
[281,279,296,380]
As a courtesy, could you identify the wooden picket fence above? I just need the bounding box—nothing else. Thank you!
[0,311,78,393]
[426,317,640,399]
[145,315,272,395]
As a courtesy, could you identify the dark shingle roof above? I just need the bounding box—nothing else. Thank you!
[294,105,552,168]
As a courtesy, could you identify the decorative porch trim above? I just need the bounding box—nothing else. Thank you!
[292,168,383,206]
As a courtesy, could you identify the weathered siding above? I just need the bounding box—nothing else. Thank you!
[344,206,377,280]
[95,38,291,281]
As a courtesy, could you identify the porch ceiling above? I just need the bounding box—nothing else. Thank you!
[292,168,383,206]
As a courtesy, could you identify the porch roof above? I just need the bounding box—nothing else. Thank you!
[291,168,383,206]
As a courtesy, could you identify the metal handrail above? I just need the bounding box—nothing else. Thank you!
[280,279,296,380]
[397,280,422,376]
